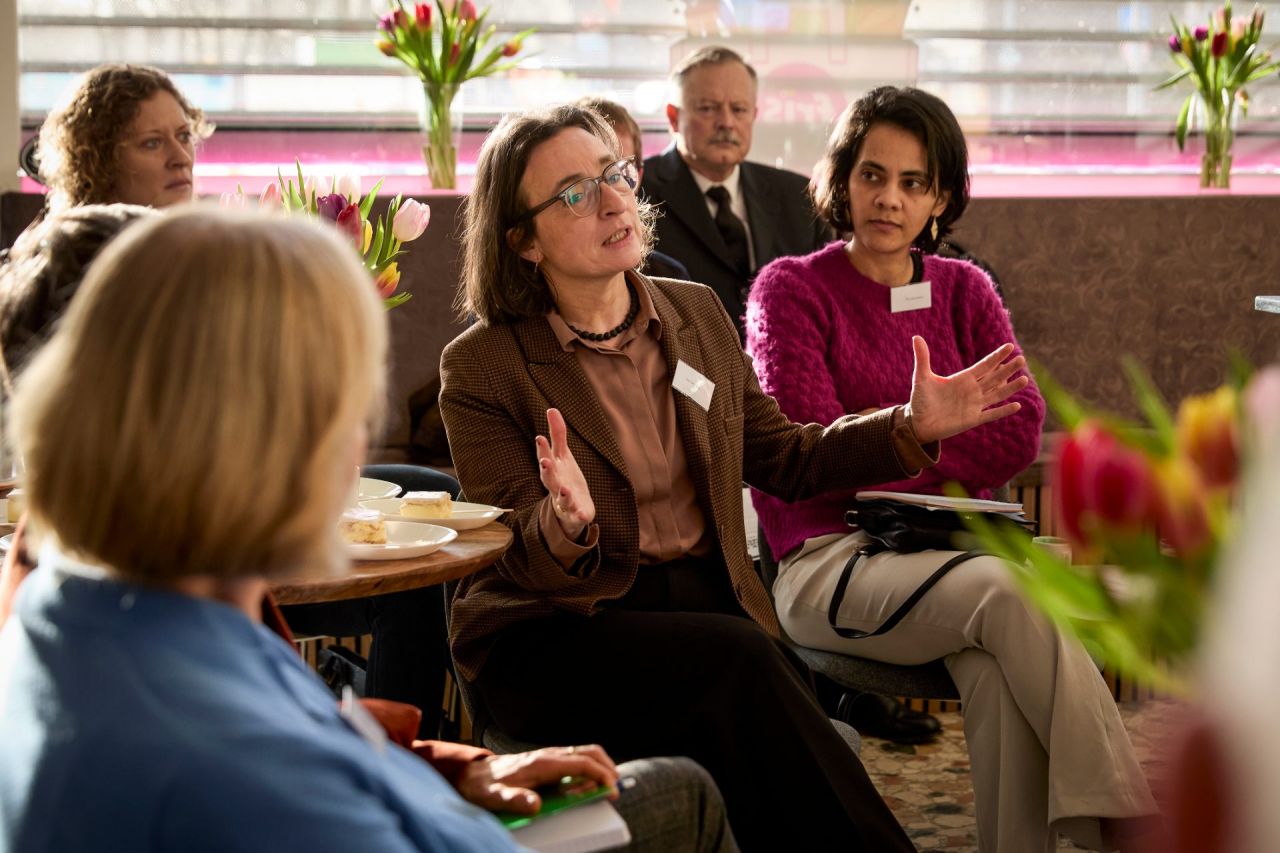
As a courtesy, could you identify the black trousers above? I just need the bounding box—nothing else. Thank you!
[475,558,914,852]
[282,585,450,738]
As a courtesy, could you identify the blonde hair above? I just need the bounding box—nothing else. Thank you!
[11,207,387,581]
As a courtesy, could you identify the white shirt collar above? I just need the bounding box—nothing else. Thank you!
[689,164,743,202]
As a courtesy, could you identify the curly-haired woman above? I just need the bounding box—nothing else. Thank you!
[35,63,211,212]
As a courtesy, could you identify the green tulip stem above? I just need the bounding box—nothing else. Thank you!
[422,81,460,190]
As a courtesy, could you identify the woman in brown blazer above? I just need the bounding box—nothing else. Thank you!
[439,104,1028,851]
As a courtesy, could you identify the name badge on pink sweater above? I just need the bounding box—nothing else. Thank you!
[673,359,715,411]
[890,280,932,313]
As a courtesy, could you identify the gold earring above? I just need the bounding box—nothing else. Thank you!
[930,218,939,241]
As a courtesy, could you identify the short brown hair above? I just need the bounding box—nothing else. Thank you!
[12,207,387,581]
[458,103,656,325]
[575,97,643,160]
[0,204,156,391]
[36,64,212,211]
[812,86,970,251]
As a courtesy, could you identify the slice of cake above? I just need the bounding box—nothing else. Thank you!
[6,488,24,523]
[400,491,452,519]
[339,508,387,545]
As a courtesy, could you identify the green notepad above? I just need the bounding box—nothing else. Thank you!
[497,783,613,830]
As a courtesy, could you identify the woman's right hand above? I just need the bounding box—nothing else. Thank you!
[536,408,596,540]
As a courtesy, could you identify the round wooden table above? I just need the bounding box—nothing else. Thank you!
[270,521,512,605]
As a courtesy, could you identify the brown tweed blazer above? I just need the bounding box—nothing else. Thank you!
[439,274,924,682]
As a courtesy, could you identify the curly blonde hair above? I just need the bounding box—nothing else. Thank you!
[36,64,212,211]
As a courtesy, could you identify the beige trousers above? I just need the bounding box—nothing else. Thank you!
[778,532,1157,853]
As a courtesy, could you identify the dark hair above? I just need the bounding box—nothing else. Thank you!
[0,204,157,390]
[812,86,969,252]
[458,104,655,324]
[575,97,643,160]
[36,64,212,211]
[670,46,758,90]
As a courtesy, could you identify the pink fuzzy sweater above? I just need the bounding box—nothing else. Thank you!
[746,242,1046,560]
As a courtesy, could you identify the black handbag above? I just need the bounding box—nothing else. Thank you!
[826,497,1036,640]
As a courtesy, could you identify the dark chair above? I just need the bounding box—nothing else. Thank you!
[444,556,863,755]
[361,463,461,497]
[757,524,959,702]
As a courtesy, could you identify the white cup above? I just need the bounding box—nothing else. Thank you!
[1032,535,1072,564]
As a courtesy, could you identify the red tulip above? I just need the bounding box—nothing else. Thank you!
[1085,443,1157,532]
[335,203,364,246]
[502,37,522,57]
[449,42,460,64]
[375,262,401,298]
[1053,429,1092,548]
[414,2,431,28]
[316,193,346,222]
[1212,30,1228,57]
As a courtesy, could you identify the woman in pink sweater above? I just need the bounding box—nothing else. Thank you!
[746,87,1158,853]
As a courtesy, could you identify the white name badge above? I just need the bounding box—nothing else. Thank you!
[890,280,932,313]
[340,685,387,754]
[673,359,715,412]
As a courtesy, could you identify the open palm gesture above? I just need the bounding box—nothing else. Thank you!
[536,407,596,539]
[907,336,1029,444]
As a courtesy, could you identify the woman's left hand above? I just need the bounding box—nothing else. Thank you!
[455,744,620,814]
[906,336,1029,444]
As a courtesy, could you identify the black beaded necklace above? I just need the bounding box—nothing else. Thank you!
[567,281,640,342]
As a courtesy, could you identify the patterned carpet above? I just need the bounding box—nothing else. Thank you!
[859,701,1183,851]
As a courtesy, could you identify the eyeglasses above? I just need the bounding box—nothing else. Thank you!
[518,157,639,224]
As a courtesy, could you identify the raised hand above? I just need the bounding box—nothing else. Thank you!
[455,744,620,814]
[906,336,1029,444]
[535,407,596,539]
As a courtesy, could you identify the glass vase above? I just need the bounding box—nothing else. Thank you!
[1199,99,1236,190]
[421,82,461,190]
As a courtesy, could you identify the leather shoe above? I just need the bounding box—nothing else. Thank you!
[836,691,942,745]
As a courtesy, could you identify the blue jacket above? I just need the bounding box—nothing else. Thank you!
[0,554,520,852]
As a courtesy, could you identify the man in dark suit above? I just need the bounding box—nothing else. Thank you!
[640,46,830,337]
[643,47,941,745]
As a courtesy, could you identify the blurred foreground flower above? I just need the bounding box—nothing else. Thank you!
[221,162,427,309]
[966,359,1257,694]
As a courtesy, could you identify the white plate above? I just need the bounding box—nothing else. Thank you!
[358,477,402,500]
[358,499,504,531]
[346,521,457,561]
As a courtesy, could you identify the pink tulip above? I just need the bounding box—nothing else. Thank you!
[335,203,364,246]
[1194,25,1209,41]
[375,262,401,298]
[219,191,246,209]
[392,199,431,242]
[440,0,455,13]
[1244,366,1280,449]
[1169,34,1183,52]
[377,11,397,32]
[458,0,477,21]
[415,2,431,27]
[259,181,282,208]
[335,173,362,200]
[1176,386,1239,490]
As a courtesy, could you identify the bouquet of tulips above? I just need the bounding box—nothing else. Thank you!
[222,164,431,309]
[965,360,1267,694]
[1156,1,1280,187]
[377,1,535,188]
